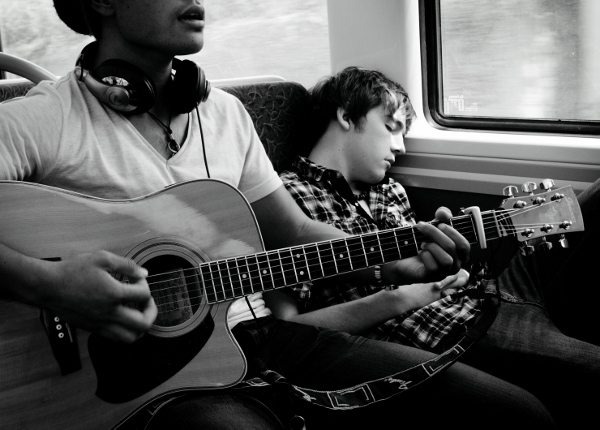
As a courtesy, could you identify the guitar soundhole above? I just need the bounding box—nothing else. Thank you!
[142,255,202,329]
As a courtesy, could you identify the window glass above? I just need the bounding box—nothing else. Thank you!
[0,0,330,88]
[439,0,600,122]
[0,0,93,78]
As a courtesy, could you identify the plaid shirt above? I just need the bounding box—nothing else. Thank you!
[280,156,481,351]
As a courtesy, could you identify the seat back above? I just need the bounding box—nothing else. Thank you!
[0,80,34,102]
[221,81,308,173]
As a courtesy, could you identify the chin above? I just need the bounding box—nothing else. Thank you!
[181,41,204,56]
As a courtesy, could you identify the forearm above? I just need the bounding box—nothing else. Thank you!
[0,242,53,306]
[265,289,411,335]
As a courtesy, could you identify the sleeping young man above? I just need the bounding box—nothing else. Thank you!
[273,66,600,429]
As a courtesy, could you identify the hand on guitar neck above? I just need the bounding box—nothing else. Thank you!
[379,206,470,285]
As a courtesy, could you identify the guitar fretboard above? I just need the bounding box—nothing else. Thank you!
[199,210,508,303]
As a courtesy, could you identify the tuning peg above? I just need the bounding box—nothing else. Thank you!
[560,220,572,230]
[539,179,555,191]
[503,185,519,198]
[522,181,537,194]
[559,234,569,248]
[521,228,535,238]
[538,237,553,252]
[520,241,535,256]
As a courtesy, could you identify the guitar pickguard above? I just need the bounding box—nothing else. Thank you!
[89,311,215,403]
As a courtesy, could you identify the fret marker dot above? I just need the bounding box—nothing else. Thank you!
[340,254,344,258]
[404,241,409,245]
[370,247,375,252]
[295,254,301,258]
[262,270,268,274]
[300,271,304,275]
[242,274,247,279]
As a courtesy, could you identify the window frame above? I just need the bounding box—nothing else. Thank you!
[421,0,600,136]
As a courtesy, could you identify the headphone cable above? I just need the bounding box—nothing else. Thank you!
[196,106,211,178]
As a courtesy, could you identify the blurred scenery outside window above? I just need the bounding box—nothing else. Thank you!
[440,0,600,121]
[0,0,330,88]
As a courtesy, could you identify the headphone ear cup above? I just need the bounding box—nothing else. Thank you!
[170,59,210,114]
[93,59,156,115]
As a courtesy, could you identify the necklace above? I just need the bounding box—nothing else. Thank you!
[147,111,181,154]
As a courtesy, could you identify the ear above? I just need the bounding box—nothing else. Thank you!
[91,0,115,17]
[336,108,351,131]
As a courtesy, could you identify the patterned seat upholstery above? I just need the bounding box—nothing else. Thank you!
[222,81,309,173]
[0,79,309,173]
[0,80,34,102]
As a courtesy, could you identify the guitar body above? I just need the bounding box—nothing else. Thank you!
[0,180,265,429]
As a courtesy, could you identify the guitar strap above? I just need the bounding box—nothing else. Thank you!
[235,265,500,411]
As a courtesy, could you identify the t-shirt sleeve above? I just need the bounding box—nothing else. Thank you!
[228,94,282,203]
[0,82,64,181]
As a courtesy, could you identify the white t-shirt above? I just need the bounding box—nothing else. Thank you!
[0,72,279,325]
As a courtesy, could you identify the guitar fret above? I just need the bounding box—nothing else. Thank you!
[345,240,355,270]
[208,261,225,302]
[292,246,311,282]
[358,236,369,266]
[317,241,337,277]
[377,233,385,262]
[199,263,211,303]
[331,239,352,274]
[362,233,384,267]
[250,254,267,291]
[303,243,323,280]
[393,229,406,259]
[267,250,285,287]
[376,230,398,263]
[222,260,239,299]
[312,244,326,279]
[411,227,419,254]
[394,227,419,259]
[277,248,297,285]
[257,253,275,290]
[236,257,254,296]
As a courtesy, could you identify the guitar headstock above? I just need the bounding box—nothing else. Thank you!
[500,180,584,254]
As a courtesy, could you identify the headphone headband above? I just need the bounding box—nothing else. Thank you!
[76,42,210,115]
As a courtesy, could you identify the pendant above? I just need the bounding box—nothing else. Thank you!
[167,132,180,154]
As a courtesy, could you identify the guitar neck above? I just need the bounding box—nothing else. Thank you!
[200,210,506,303]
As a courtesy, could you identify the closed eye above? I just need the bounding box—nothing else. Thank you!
[386,121,404,135]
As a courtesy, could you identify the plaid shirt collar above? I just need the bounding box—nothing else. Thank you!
[292,155,386,203]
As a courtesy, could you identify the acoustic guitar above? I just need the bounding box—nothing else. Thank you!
[0,179,584,429]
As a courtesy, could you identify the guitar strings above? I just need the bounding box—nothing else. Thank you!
[142,205,567,311]
[141,211,535,298]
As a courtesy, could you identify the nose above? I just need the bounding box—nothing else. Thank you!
[391,134,405,157]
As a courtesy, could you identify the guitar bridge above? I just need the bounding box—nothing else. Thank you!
[40,308,82,375]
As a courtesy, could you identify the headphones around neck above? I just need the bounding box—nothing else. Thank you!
[75,42,210,115]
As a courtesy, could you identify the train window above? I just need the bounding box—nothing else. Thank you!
[0,0,330,88]
[422,0,600,134]
[0,0,92,79]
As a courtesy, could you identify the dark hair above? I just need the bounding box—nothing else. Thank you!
[304,66,415,154]
[53,0,100,37]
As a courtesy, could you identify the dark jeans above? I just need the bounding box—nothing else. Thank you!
[457,179,600,429]
[148,316,554,429]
